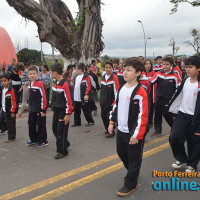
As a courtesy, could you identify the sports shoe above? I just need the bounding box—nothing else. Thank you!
[151,131,162,137]
[172,161,182,169]
[185,166,196,173]
[54,152,68,159]
[105,131,115,138]
[35,141,48,147]
[71,124,81,127]
[26,140,36,146]
[0,130,7,135]
[85,122,94,126]
[5,139,16,143]
[116,186,136,197]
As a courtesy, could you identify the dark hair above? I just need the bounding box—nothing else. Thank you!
[97,59,100,62]
[125,58,144,81]
[112,58,119,65]
[50,63,63,75]
[67,64,74,71]
[155,56,162,61]
[185,56,200,69]
[0,73,11,80]
[144,59,153,72]
[63,71,70,79]
[15,62,25,71]
[105,62,113,68]
[77,63,85,72]
[163,57,174,65]
[11,58,16,62]
[43,64,49,71]
[28,65,39,73]
[91,60,96,64]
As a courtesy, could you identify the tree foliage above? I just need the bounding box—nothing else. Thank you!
[184,29,200,56]
[17,48,42,65]
[170,0,200,13]
[6,0,104,63]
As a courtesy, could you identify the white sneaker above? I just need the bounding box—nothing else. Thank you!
[185,166,196,173]
[172,161,182,169]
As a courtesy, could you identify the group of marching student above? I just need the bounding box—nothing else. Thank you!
[1,54,200,196]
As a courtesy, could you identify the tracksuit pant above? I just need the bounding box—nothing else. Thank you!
[73,101,94,125]
[101,106,112,132]
[154,97,174,132]
[117,130,144,189]
[28,112,47,143]
[0,110,16,140]
[52,109,70,155]
[169,111,200,169]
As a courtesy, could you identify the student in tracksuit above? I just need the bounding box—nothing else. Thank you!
[71,63,94,127]
[100,62,119,138]
[167,54,183,81]
[108,58,149,197]
[143,59,156,125]
[87,64,100,115]
[50,63,74,159]
[153,56,163,72]
[168,56,200,173]
[150,57,181,137]
[27,65,48,147]
[0,73,17,142]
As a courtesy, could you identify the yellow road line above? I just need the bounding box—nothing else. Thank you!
[0,135,169,200]
[32,143,170,200]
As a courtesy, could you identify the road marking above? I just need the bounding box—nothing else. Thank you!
[0,135,169,200]
[32,143,170,200]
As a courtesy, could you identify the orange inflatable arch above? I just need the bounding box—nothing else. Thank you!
[0,27,18,69]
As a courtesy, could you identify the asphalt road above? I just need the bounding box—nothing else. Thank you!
[0,105,199,200]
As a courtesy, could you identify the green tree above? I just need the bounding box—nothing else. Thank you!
[17,48,43,65]
[184,29,200,56]
[170,0,200,13]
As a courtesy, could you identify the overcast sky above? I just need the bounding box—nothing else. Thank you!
[0,0,200,58]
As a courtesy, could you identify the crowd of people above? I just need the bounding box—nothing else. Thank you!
[0,54,200,197]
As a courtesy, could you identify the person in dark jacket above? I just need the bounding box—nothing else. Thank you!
[168,56,200,173]
[150,57,181,137]
[87,63,100,115]
[71,63,94,127]
[50,63,74,159]
[27,65,48,147]
[100,62,119,138]
[0,73,17,142]
[108,58,149,197]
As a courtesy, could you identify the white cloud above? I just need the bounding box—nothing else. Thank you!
[0,0,200,59]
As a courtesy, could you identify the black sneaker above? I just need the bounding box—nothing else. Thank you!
[151,131,162,137]
[116,186,136,197]
[54,152,68,159]
[85,122,94,126]
[105,131,115,138]
[71,124,81,127]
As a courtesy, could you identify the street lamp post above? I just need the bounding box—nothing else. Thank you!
[36,36,43,62]
[145,37,151,59]
[138,20,151,58]
[168,38,180,56]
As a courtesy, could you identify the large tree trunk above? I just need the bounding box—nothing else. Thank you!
[6,0,104,64]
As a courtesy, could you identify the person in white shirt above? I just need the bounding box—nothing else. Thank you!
[108,58,149,197]
[71,63,94,127]
[169,56,200,173]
